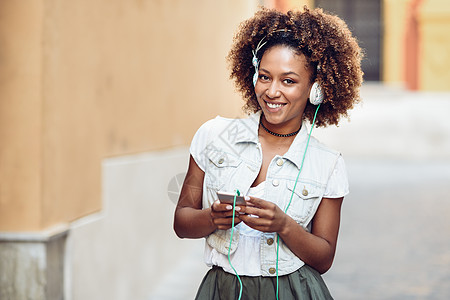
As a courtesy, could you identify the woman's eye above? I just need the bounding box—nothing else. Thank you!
[283,78,295,84]
[259,74,269,81]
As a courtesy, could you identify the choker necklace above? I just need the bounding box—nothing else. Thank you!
[259,117,300,137]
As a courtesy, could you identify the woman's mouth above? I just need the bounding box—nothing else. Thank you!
[265,100,286,109]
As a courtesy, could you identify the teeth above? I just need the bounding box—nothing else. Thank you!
[266,102,283,109]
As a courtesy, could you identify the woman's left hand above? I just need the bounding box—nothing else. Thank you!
[240,196,289,233]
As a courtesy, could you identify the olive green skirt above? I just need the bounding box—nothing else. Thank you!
[195,265,333,300]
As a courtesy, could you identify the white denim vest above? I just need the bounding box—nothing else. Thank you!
[200,111,341,276]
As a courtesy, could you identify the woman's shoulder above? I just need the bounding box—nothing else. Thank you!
[194,113,259,138]
[303,128,341,157]
[194,115,235,137]
[191,115,239,147]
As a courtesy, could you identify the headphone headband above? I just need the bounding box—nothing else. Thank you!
[252,29,292,86]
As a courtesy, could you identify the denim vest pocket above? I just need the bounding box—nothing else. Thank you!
[206,229,239,255]
[205,149,242,191]
[204,150,243,255]
[285,181,323,226]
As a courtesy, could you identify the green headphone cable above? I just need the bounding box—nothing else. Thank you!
[275,104,321,300]
[226,104,321,300]
[227,189,243,300]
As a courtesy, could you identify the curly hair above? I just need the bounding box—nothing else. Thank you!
[227,7,363,127]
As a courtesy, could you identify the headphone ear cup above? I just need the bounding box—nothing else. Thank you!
[309,82,324,105]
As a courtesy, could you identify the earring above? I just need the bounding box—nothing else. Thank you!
[309,82,324,105]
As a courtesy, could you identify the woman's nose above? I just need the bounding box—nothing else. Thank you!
[266,82,281,98]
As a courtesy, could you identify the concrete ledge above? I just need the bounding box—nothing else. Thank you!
[0,224,68,300]
[0,223,69,243]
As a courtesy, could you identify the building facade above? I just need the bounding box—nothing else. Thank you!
[1,0,448,299]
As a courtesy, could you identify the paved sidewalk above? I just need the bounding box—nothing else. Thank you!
[151,84,450,299]
[324,158,450,299]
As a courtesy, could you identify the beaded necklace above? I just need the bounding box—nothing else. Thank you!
[259,116,300,137]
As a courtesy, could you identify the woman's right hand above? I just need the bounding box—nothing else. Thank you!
[174,155,243,238]
[210,200,243,230]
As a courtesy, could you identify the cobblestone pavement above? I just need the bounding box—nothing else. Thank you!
[149,84,450,299]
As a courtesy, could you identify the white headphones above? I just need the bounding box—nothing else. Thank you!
[309,82,324,105]
[251,30,324,105]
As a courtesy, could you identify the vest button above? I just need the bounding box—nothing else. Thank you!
[218,158,224,164]
[302,188,308,196]
[276,158,284,166]
[272,179,279,187]
[267,238,274,245]
[269,267,276,274]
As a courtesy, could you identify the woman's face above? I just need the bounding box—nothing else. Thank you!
[255,45,313,129]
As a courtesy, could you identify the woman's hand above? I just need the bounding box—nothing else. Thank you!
[173,155,244,238]
[240,196,289,233]
[211,200,243,230]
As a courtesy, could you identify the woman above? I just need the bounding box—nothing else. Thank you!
[174,6,362,300]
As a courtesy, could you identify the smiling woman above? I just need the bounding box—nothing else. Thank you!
[255,46,313,135]
[228,7,363,128]
[174,6,362,300]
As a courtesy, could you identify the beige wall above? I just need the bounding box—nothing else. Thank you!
[265,0,314,11]
[419,0,450,90]
[0,0,257,231]
[383,0,450,90]
[383,0,410,85]
[0,1,44,230]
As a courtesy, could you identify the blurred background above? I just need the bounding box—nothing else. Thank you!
[0,0,449,299]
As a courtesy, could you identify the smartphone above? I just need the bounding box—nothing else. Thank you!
[217,191,246,206]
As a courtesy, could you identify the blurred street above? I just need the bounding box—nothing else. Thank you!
[149,83,450,299]
[324,158,450,299]
[3,1,449,298]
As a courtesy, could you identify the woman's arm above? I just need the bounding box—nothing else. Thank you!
[173,155,243,238]
[240,196,343,274]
